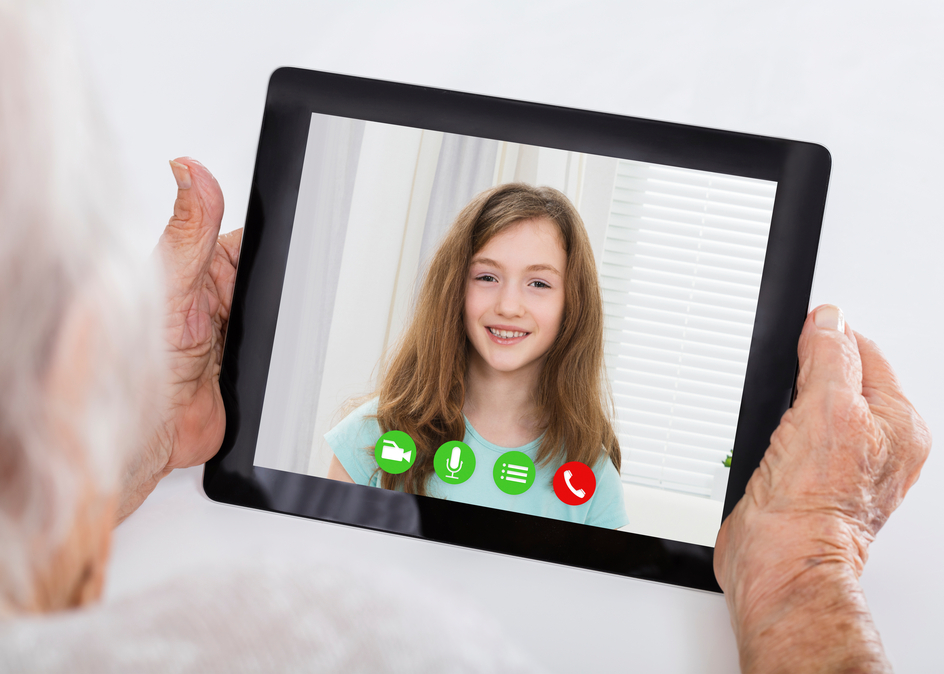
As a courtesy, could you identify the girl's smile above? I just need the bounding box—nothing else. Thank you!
[486,325,531,344]
[464,217,566,378]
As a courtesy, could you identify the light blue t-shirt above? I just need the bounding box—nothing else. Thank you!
[326,398,629,530]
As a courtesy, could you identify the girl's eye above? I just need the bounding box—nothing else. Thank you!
[529,280,551,289]
[476,274,497,283]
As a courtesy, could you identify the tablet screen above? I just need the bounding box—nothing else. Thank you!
[251,111,776,548]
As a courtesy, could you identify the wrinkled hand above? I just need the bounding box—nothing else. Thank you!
[715,305,931,673]
[117,158,242,522]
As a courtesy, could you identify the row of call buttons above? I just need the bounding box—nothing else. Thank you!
[374,430,596,505]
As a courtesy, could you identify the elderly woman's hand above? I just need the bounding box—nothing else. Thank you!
[714,305,931,673]
[116,158,242,522]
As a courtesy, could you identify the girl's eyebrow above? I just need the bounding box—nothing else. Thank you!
[471,257,562,277]
[525,263,562,276]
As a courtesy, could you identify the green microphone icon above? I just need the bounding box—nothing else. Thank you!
[434,441,475,484]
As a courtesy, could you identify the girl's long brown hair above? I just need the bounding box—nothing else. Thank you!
[374,183,619,494]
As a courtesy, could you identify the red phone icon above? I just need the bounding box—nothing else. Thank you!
[553,461,596,506]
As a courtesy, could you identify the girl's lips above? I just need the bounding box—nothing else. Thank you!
[486,326,530,345]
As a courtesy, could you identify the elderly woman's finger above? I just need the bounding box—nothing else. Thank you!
[209,228,242,329]
[855,331,912,410]
[854,331,932,500]
[217,228,241,264]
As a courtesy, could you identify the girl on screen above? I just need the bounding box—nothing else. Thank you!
[326,183,628,529]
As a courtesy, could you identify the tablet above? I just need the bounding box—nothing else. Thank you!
[205,68,829,593]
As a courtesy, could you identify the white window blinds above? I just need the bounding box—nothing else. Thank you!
[601,159,777,497]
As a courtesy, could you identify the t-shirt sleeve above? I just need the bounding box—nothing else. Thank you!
[584,457,630,529]
[324,399,383,486]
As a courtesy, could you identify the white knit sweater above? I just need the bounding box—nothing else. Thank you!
[0,562,541,673]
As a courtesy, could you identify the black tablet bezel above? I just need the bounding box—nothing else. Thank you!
[204,67,830,593]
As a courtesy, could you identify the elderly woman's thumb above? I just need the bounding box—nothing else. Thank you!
[158,157,225,280]
[794,304,864,401]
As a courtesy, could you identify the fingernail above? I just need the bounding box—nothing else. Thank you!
[169,160,192,190]
[814,304,845,332]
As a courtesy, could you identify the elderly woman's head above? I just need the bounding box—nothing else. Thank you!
[0,3,162,613]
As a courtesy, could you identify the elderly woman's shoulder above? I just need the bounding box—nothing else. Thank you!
[0,560,542,674]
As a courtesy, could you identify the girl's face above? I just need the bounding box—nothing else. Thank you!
[464,217,566,379]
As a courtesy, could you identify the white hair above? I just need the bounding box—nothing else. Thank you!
[0,1,163,608]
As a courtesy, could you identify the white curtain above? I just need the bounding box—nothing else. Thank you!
[253,113,365,473]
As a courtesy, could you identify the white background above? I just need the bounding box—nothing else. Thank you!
[68,1,943,671]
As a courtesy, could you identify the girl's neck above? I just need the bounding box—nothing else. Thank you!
[463,353,544,447]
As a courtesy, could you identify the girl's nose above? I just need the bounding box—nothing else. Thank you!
[496,285,525,317]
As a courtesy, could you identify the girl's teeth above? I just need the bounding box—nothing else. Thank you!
[489,328,527,339]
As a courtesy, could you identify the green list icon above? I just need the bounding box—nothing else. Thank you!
[493,451,536,495]
[375,430,416,474]
[434,441,476,484]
